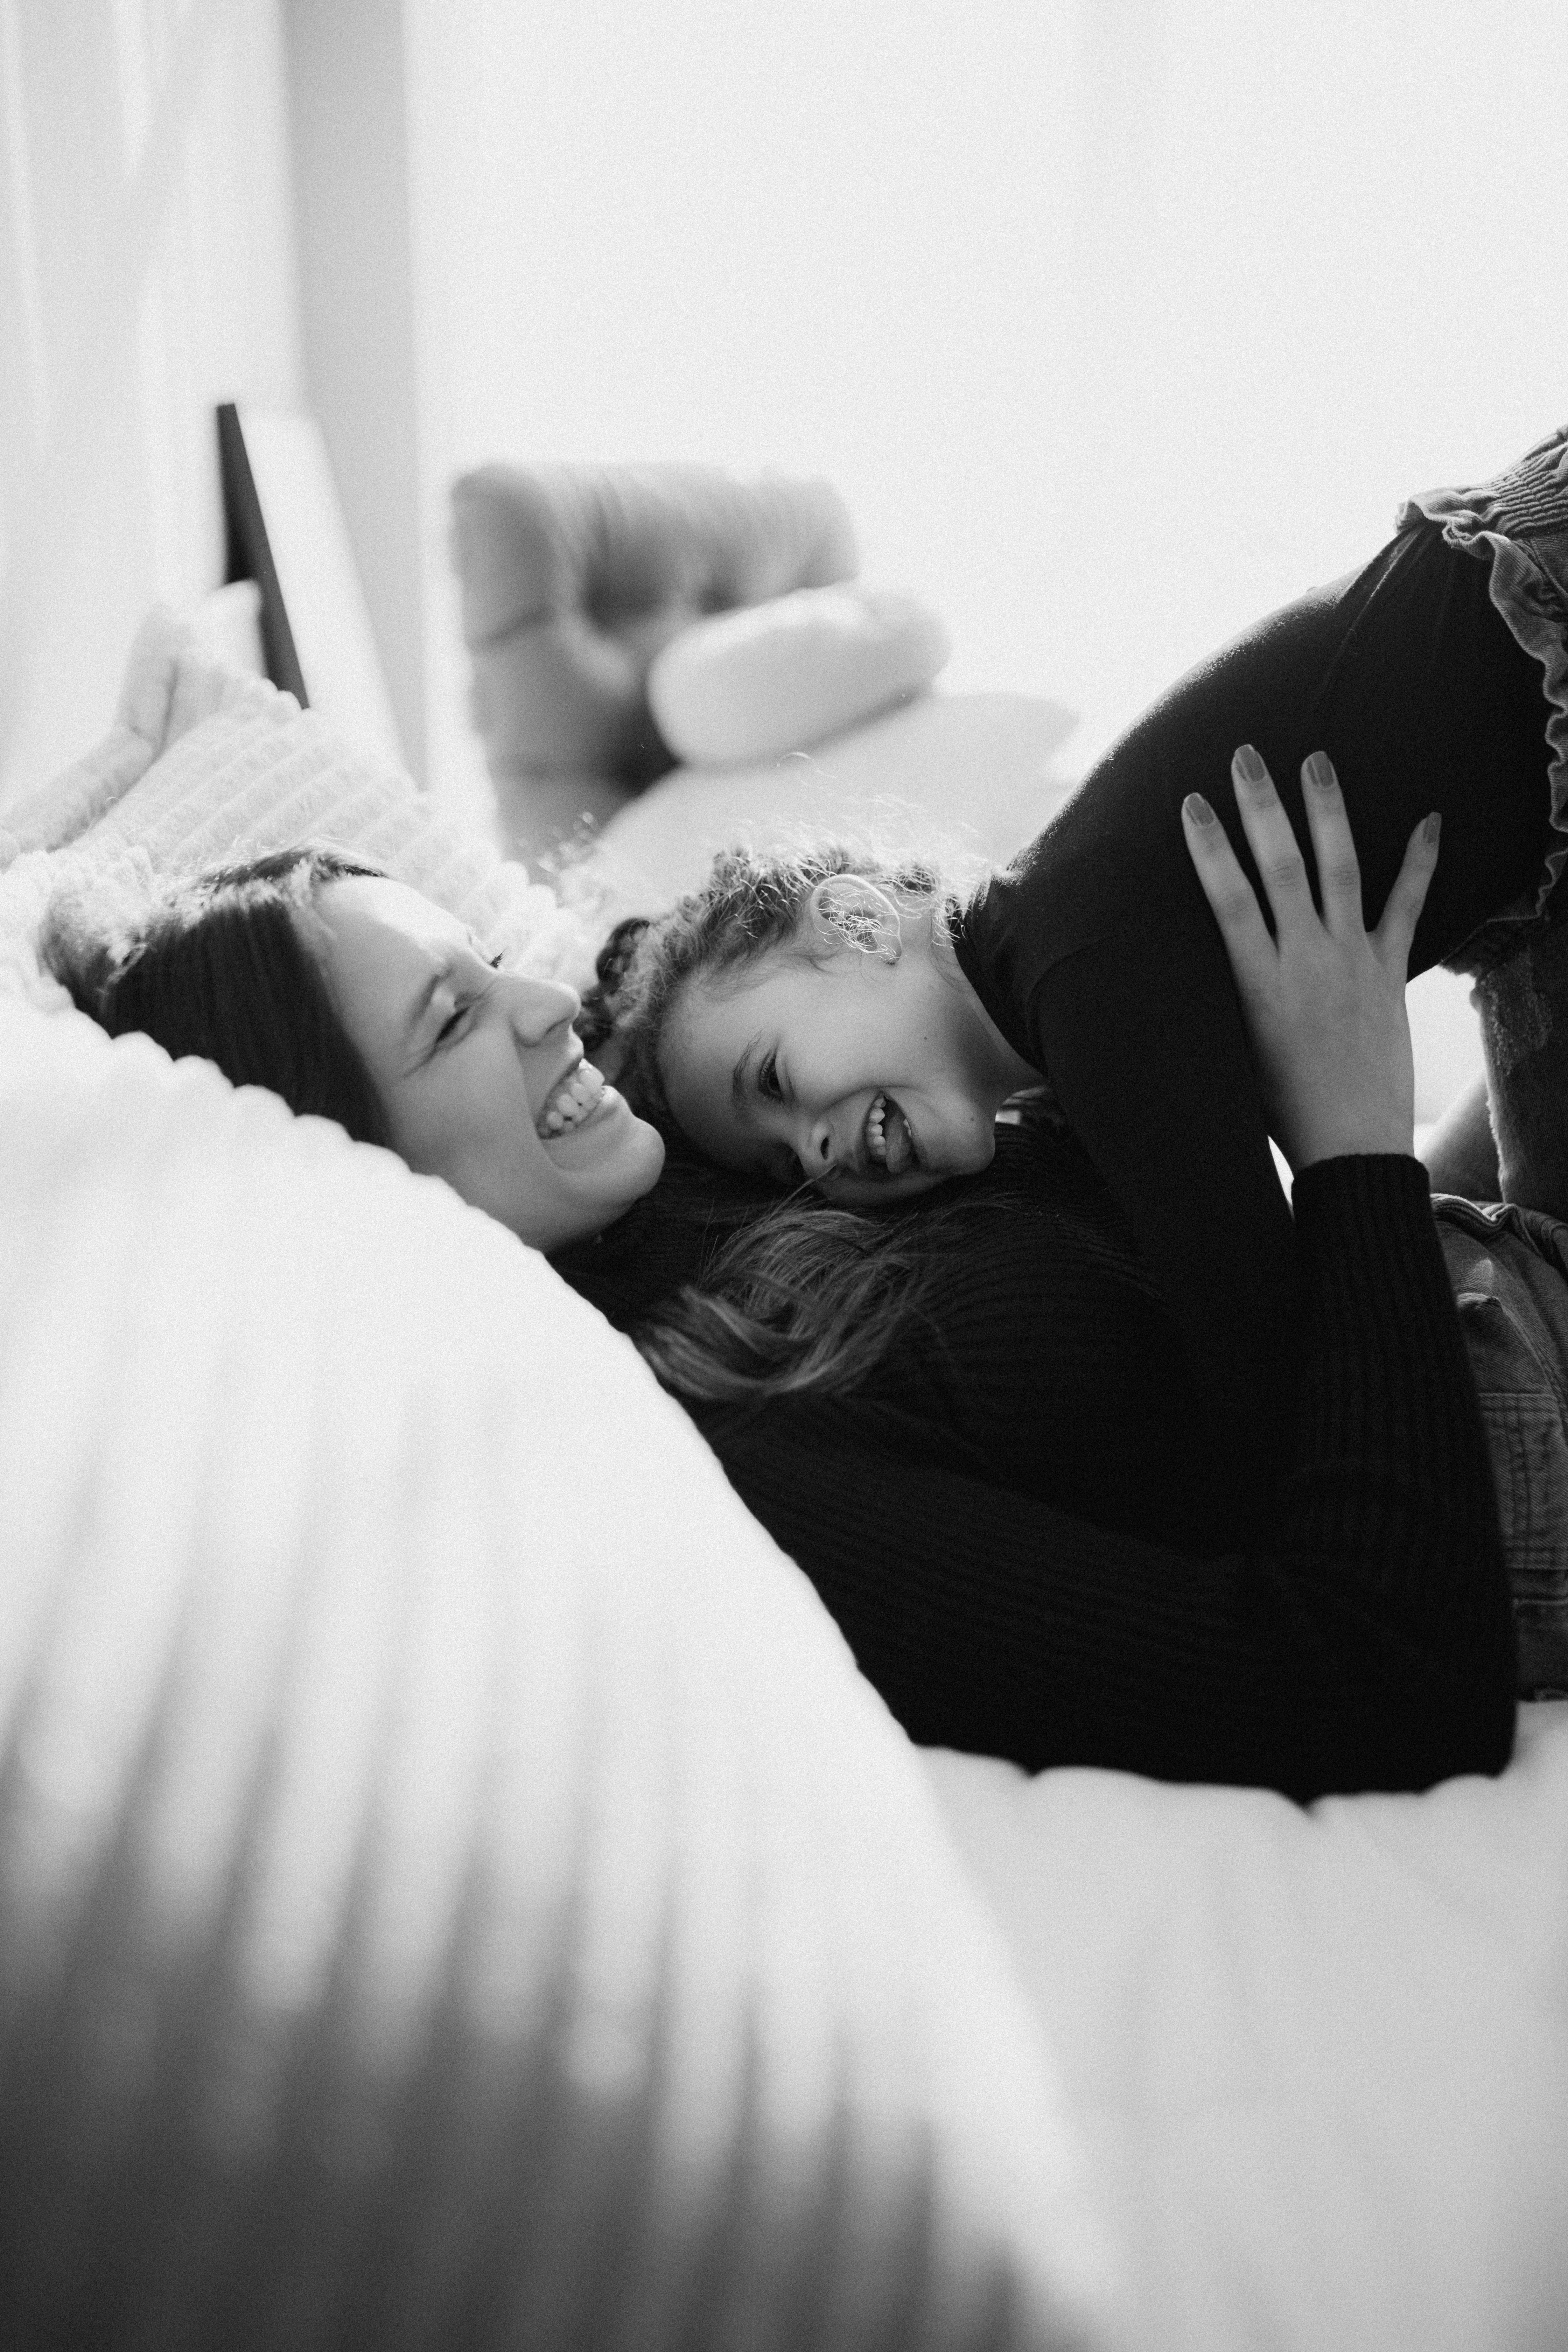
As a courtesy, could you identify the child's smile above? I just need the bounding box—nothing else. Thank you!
[863,1090,919,1176]
[658,917,1041,1205]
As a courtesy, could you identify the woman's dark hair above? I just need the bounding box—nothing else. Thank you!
[43,846,394,1147]
[47,837,1030,1412]
[557,1126,1039,1409]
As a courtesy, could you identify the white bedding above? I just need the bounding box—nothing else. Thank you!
[0,989,1109,2352]
[928,1706,1568,2352]
[3,605,1562,2348]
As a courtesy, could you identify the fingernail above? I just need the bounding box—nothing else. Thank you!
[1233,744,1267,785]
[1184,792,1218,827]
[1424,811,1442,845]
[1304,750,1336,790]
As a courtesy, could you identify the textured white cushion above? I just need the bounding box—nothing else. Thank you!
[647,582,952,766]
[0,988,1114,2347]
[0,605,587,983]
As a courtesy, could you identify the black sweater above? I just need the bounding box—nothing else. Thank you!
[947,518,1554,1532]
[561,1121,1516,1802]
[558,517,1541,1795]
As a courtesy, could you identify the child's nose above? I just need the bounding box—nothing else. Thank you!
[803,1114,837,1174]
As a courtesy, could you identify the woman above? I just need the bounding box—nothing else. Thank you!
[45,760,1514,1801]
[47,847,667,1251]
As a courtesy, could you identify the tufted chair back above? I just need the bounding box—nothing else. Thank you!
[450,462,858,792]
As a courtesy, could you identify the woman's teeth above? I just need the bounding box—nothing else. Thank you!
[538,1061,607,1137]
[864,1091,916,1176]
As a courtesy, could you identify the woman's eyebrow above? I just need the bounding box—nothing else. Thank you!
[731,1033,763,1108]
[397,965,451,1065]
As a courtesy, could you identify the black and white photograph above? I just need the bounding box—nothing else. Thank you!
[1,5,1566,2347]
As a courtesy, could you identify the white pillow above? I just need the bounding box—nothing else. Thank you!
[0,987,1116,2348]
[0,604,589,985]
[647,582,952,766]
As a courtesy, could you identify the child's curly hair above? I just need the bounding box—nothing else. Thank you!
[578,842,952,1137]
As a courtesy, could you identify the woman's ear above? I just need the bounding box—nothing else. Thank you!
[805,876,903,965]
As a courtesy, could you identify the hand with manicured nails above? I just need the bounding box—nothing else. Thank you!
[1181,746,1440,1174]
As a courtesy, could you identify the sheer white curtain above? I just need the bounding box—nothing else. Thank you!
[5,1,1563,829]
[0,0,300,804]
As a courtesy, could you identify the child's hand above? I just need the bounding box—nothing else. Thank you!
[1181,746,1440,1173]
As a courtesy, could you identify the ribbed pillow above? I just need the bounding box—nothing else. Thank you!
[0,606,587,983]
[0,992,1115,2350]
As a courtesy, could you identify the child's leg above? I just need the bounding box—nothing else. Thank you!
[1418,1072,1500,1201]
[1471,917,1568,1216]
[1432,1194,1568,1697]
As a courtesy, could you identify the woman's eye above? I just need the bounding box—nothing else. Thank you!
[437,1000,470,1044]
[758,1051,783,1101]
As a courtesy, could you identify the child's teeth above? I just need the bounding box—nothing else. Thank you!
[866,1093,888,1164]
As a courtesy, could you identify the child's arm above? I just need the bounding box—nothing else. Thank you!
[1419,1072,1501,1200]
[964,520,1545,1535]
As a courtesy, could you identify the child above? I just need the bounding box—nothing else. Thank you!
[591,424,1568,1545]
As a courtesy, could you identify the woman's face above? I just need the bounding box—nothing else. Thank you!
[659,918,1029,1207]
[308,875,665,1250]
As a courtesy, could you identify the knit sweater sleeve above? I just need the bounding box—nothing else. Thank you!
[697,1155,1516,1800]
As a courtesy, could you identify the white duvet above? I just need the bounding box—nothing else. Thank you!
[4,605,1566,2350]
[929,1708,1568,2352]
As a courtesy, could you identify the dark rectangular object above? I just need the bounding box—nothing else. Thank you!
[216,401,309,706]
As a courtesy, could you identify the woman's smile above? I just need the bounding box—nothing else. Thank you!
[535,1055,607,1135]
[306,875,665,1250]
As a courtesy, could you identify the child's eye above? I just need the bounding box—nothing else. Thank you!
[758,1051,783,1101]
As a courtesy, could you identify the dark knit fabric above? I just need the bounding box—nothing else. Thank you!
[690,1157,1513,1800]
[951,518,1553,1535]
[561,1133,1514,1801]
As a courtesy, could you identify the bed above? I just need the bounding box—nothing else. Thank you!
[0,454,1564,2352]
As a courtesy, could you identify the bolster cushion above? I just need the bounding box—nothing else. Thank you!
[648,582,951,766]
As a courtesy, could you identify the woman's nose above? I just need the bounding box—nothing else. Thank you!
[506,974,581,1044]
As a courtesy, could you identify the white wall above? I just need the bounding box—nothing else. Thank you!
[0,0,303,805]
[7,0,1564,852]
[284,0,427,783]
[403,0,1567,784]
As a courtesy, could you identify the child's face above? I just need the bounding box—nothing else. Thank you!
[659,920,1022,1205]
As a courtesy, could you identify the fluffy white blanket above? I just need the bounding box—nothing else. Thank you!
[929,1706,1568,2352]
[2,604,1562,2350]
